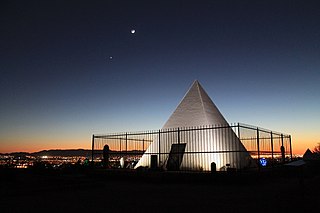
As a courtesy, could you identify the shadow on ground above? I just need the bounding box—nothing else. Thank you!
[1,165,319,213]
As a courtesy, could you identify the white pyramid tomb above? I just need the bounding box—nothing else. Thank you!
[135,80,253,171]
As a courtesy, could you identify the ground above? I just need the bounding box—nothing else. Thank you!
[1,167,319,212]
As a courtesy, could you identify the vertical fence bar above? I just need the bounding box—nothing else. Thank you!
[192,127,194,169]
[289,135,293,160]
[256,128,260,169]
[281,134,284,163]
[158,129,161,167]
[142,139,144,152]
[177,128,180,171]
[237,124,241,169]
[125,132,128,155]
[270,131,274,166]
[227,124,231,168]
[91,135,95,166]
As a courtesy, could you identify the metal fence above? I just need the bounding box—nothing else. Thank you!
[92,123,292,172]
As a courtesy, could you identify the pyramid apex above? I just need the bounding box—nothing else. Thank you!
[163,80,229,128]
[192,79,200,84]
[189,80,202,91]
[191,80,205,90]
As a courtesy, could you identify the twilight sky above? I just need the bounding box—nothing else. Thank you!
[1,0,319,154]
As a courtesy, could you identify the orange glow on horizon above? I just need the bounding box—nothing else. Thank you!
[0,133,318,155]
[0,138,91,154]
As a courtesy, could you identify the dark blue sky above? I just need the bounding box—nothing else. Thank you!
[1,0,319,153]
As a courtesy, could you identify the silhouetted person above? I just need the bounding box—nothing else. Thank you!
[103,145,110,168]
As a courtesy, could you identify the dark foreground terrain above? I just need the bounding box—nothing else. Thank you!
[1,167,319,212]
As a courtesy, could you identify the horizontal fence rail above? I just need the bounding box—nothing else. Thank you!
[92,123,292,172]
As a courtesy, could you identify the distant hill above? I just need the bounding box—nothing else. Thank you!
[32,149,92,157]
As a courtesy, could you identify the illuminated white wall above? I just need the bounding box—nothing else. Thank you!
[135,80,253,171]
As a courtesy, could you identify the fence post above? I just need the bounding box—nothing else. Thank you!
[237,123,241,169]
[178,127,180,144]
[257,128,260,170]
[142,139,144,152]
[125,132,128,155]
[271,131,274,166]
[281,134,285,163]
[289,135,293,160]
[158,129,161,167]
[91,135,95,167]
[178,128,180,171]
